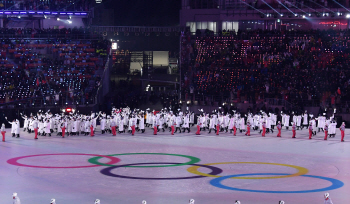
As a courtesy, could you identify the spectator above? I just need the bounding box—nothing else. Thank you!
[180,28,350,113]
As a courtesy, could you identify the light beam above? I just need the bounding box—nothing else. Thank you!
[276,0,296,15]
[295,2,322,14]
[332,0,350,12]
[261,0,281,15]
[239,0,266,15]
[309,0,335,13]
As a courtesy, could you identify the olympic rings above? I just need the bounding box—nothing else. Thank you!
[209,173,344,193]
[100,162,223,180]
[88,153,201,168]
[187,162,309,179]
[6,153,121,169]
[6,152,345,194]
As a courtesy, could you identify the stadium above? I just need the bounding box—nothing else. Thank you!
[1,0,350,203]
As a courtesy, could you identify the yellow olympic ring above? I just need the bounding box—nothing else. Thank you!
[187,162,309,179]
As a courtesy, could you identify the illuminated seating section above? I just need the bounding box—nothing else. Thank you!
[0,27,91,38]
[0,38,107,105]
[0,0,89,11]
[250,1,342,10]
[185,31,350,105]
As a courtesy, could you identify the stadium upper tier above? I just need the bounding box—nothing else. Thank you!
[182,0,349,10]
[0,0,90,11]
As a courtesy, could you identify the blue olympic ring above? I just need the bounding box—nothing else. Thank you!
[210,173,344,193]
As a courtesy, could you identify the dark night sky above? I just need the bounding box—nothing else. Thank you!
[102,0,181,26]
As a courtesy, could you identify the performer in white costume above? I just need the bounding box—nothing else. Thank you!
[13,192,21,204]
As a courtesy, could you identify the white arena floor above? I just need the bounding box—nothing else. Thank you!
[0,126,349,204]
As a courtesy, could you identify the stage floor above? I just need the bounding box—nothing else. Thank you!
[0,126,349,204]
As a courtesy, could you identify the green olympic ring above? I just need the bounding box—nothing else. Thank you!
[88,153,201,168]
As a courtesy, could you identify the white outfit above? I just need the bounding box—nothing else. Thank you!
[283,115,290,127]
[175,116,182,128]
[9,121,16,134]
[39,121,44,134]
[85,121,90,132]
[13,196,21,204]
[100,118,106,131]
[266,117,272,129]
[229,117,235,129]
[329,121,337,135]
[138,116,145,130]
[324,198,334,204]
[240,117,245,130]
[317,116,326,129]
[311,119,316,131]
[296,115,302,126]
[183,116,189,128]
[22,116,28,129]
[14,121,20,134]
[44,121,51,134]
[302,113,308,125]
[72,120,79,133]
[118,120,124,132]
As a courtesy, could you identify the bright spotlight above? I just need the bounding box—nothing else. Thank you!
[347,14,350,18]
[17,16,21,18]
[57,17,60,21]
[308,13,311,17]
[67,20,72,24]
[302,15,306,18]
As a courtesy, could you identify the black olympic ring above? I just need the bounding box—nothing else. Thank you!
[100,162,223,180]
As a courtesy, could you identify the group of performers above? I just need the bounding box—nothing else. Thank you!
[194,110,344,142]
[1,108,346,142]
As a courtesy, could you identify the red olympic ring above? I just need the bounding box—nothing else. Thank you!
[7,153,121,169]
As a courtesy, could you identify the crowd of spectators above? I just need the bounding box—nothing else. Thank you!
[188,0,347,10]
[0,0,90,11]
[181,28,350,112]
[0,32,110,106]
[0,27,92,39]
[253,0,346,10]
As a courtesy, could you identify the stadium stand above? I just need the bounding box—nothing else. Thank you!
[0,0,90,11]
[0,28,110,107]
[181,29,350,112]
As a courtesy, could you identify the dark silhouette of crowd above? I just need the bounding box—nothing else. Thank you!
[0,31,110,106]
[0,27,92,39]
[181,29,350,112]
